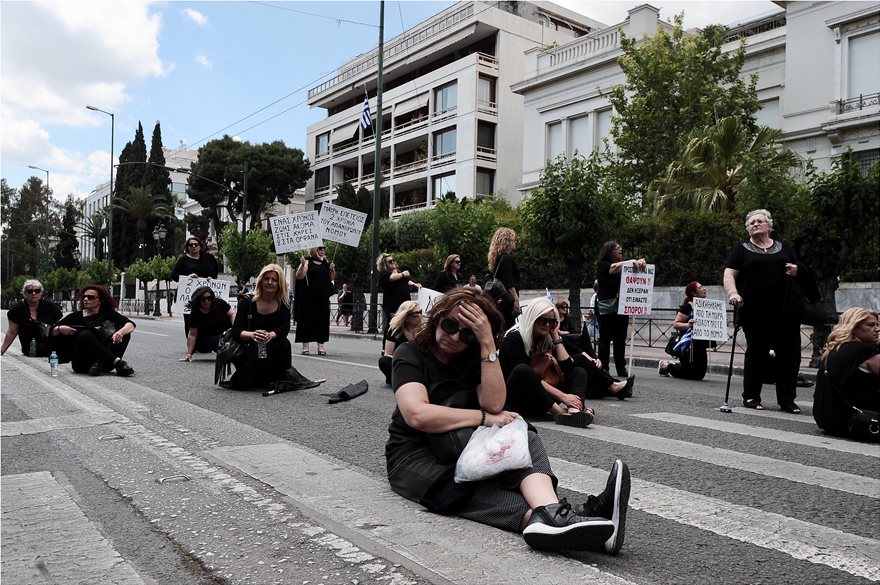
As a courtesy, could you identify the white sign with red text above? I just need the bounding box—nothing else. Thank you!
[172,277,233,315]
[618,264,655,316]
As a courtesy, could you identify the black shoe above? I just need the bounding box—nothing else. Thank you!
[554,409,594,428]
[796,374,815,388]
[617,369,629,378]
[574,459,631,555]
[522,498,614,551]
[780,402,802,414]
[114,360,134,377]
[218,380,237,390]
[620,375,635,400]
[88,361,102,376]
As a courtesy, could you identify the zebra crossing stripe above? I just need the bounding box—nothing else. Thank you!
[533,422,879,498]
[632,413,880,458]
[550,458,880,582]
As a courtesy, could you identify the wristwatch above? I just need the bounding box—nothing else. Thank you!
[481,351,498,363]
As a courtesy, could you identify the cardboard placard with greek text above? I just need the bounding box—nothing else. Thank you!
[269,212,322,254]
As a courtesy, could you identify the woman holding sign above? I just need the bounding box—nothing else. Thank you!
[658,282,711,380]
[172,235,219,338]
[596,241,646,379]
[294,246,335,355]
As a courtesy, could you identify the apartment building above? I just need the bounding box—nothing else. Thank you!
[512,2,880,195]
[304,1,603,215]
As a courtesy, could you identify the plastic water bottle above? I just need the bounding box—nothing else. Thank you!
[29,338,37,357]
[49,351,59,377]
[257,341,268,359]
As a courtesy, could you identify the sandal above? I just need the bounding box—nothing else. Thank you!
[780,403,801,414]
[301,349,310,355]
[317,349,327,356]
[743,399,764,410]
[554,407,595,428]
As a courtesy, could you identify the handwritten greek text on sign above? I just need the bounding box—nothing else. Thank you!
[173,277,232,315]
[618,264,655,316]
[417,287,443,314]
[692,297,727,341]
[318,203,367,247]
[270,212,322,254]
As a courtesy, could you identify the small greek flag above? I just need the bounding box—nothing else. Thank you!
[360,92,372,130]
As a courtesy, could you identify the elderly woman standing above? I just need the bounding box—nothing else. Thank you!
[172,235,220,337]
[487,227,520,331]
[434,254,464,293]
[294,246,335,356]
[596,241,646,378]
[724,209,809,413]
[1,279,62,357]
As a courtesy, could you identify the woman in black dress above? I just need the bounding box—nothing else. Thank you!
[433,254,464,292]
[724,209,809,413]
[596,241,647,378]
[658,282,712,381]
[171,235,219,337]
[378,252,421,336]
[49,285,135,376]
[378,300,424,385]
[1,279,62,357]
[178,286,235,362]
[487,228,520,331]
[220,264,292,390]
[294,245,335,355]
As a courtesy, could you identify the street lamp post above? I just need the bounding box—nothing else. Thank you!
[85,105,115,287]
[27,165,49,273]
[152,224,167,316]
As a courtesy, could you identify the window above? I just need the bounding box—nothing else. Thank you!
[314,167,330,190]
[476,169,494,196]
[847,31,879,101]
[477,76,496,107]
[569,116,590,157]
[434,82,458,114]
[755,99,780,129]
[316,132,330,156]
[477,122,495,149]
[595,109,614,150]
[547,122,563,161]
[434,128,457,158]
[853,149,879,175]
[433,174,456,200]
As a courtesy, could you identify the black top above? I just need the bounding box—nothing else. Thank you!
[597,260,619,301]
[232,297,290,341]
[491,253,518,292]
[499,329,575,380]
[7,299,63,355]
[815,342,880,434]
[434,271,464,293]
[51,309,135,362]
[188,298,233,337]
[385,341,481,456]
[171,253,219,281]
[725,241,804,324]
[379,272,413,316]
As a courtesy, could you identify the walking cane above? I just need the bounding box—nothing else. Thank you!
[720,306,739,413]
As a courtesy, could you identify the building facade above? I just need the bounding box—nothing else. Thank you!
[304,1,603,215]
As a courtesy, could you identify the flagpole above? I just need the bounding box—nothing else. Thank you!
[367,0,384,334]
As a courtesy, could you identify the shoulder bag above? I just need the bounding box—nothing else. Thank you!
[214,302,253,384]
[426,390,479,464]
[819,367,880,443]
[665,330,682,357]
[597,297,619,316]
[484,258,514,314]
[530,350,564,388]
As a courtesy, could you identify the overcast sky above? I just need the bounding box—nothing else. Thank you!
[0,1,780,202]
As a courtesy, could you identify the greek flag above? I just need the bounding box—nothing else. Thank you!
[360,93,372,130]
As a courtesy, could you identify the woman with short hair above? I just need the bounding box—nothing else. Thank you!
[179,286,235,362]
[1,279,62,357]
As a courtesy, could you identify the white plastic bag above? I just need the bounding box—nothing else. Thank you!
[454,417,532,483]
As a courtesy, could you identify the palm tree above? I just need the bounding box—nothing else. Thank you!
[82,208,109,261]
[115,186,171,258]
[649,116,802,213]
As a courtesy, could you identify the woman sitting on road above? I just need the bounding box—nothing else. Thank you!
[171,235,220,338]
[385,287,631,553]
[813,307,879,442]
[219,264,292,390]
[557,308,633,401]
[500,299,595,427]
[179,286,235,362]
[659,282,713,381]
[378,300,424,385]
[1,279,62,357]
[50,285,135,376]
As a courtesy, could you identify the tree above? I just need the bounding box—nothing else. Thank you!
[1,177,50,276]
[114,186,171,260]
[218,224,274,283]
[245,140,313,227]
[125,258,156,314]
[112,122,149,267]
[426,198,506,282]
[82,208,109,261]
[606,16,760,200]
[54,195,82,269]
[648,117,802,213]
[519,153,627,326]
[333,182,389,229]
[146,122,172,206]
[82,259,116,288]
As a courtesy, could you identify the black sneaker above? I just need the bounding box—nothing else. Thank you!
[574,459,631,555]
[621,375,635,399]
[522,498,614,551]
[114,360,134,377]
[88,361,103,376]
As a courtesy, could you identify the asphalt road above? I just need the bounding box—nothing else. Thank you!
[2,313,878,585]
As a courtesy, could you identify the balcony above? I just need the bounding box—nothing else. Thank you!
[834,92,880,114]
[477,100,497,116]
[476,146,496,162]
[431,151,456,168]
[394,158,429,179]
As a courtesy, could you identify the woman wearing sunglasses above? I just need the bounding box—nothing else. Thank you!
[49,285,136,376]
[500,299,594,427]
[172,236,220,338]
[294,245,335,355]
[377,252,421,337]
[433,254,465,293]
[378,300,425,385]
[386,288,630,553]
[179,285,236,362]
[1,279,63,357]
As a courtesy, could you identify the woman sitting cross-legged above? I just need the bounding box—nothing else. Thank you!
[378,300,424,385]
[500,299,595,427]
[385,287,631,553]
[50,285,136,376]
[658,282,713,381]
[219,264,292,390]
[179,286,236,362]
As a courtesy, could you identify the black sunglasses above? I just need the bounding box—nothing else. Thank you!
[187,242,201,247]
[200,296,214,302]
[452,259,461,263]
[317,246,325,251]
[81,294,98,300]
[25,288,42,294]
[385,258,395,263]
[535,316,558,327]
[439,317,476,345]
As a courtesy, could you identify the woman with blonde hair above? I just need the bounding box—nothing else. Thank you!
[500,299,594,427]
[377,251,421,336]
[220,264,292,390]
[378,300,424,385]
[295,245,335,355]
[434,254,464,293]
[487,227,520,330]
[813,307,879,441]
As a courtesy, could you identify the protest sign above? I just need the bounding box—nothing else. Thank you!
[692,297,727,341]
[318,203,367,247]
[417,287,443,314]
[269,212,322,254]
[172,277,233,315]
[618,264,655,316]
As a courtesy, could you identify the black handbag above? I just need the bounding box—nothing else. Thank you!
[426,390,478,463]
[214,302,253,384]
[848,409,880,443]
[33,320,51,340]
[95,320,117,344]
[484,260,514,314]
[664,331,681,357]
[597,297,619,316]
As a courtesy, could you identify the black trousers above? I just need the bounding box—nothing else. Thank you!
[598,313,629,376]
[193,333,221,354]
[667,342,708,381]
[742,319,800,405]
[379,355,393,385]
[230,337,292,389]
[570,353,619,397]
[70,330,130,373]
[504,363,587,416]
